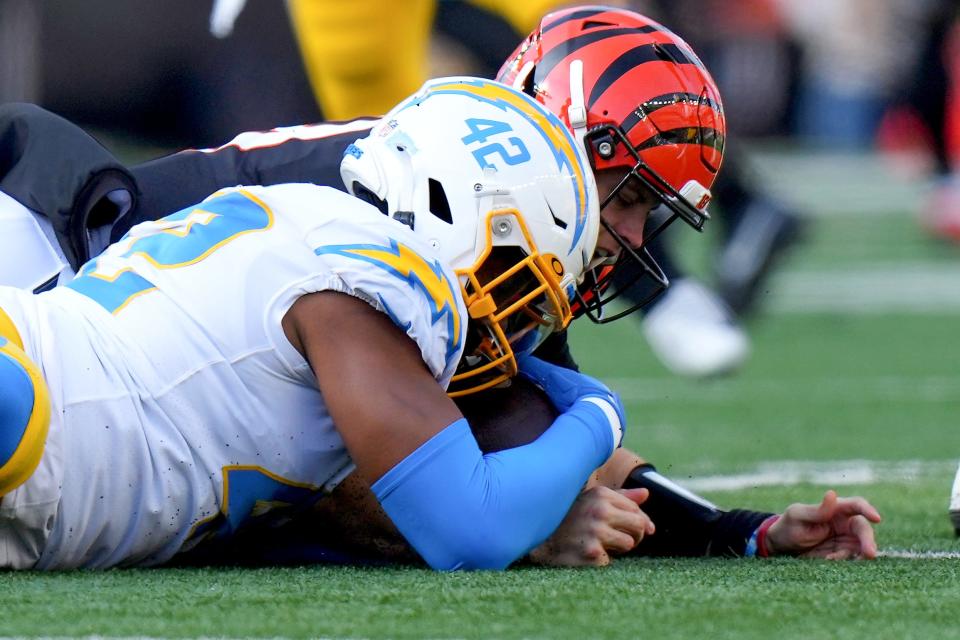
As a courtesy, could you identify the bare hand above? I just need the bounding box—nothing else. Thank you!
[765,490,882,560]
[528,487,655,567]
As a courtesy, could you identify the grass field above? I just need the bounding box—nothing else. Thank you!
[2,150,959,639]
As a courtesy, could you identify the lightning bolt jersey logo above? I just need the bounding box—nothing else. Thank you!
[314,240,463,365]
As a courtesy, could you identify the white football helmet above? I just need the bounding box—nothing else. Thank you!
[341,76,600,395]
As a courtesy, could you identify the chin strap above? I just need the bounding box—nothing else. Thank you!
[567,60,587,133]
[566,59,599,274]
[567,60,590,158]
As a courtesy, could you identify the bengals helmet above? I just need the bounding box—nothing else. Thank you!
[497,5,726,322]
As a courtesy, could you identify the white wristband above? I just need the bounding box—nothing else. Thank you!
[582,396,623,450]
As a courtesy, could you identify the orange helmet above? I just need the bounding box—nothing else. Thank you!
[497,5,726,322]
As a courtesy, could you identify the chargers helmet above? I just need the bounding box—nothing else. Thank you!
[341,76,600,395]
[497,5,726,322]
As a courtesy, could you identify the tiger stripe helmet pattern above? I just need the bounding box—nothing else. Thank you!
[497,5,726,322]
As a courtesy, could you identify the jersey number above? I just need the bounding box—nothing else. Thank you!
[461,118,531,170]
[67,190,273,314]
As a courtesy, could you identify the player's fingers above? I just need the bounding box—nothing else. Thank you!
[848,515,878,559]
[604,488,654,528]
[834,496,883,523]
[581,540,611,566]
[602,526,643,554]
[814,489,839,520]
[587,486,640,515]
[618,487,649,507]
[598,503,652,544]
[621,506,656,539]
[589,487,655,539]
[782,490,837,525]
[645,516,656,536]
[613,489,656,533]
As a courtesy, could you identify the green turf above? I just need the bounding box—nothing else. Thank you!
[570,312,960,473]
[5,153,960,638]
[4,554,960,639]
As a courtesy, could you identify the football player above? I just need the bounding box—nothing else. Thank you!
[171,7,881,564]
[0,10,881,564]
[0,77,629,570]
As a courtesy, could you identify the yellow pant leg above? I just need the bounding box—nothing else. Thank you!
[466,0,587,35]
[0,307,50,496]
[288,0,437,120]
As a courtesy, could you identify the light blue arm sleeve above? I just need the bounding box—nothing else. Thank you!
[371,401,616,571]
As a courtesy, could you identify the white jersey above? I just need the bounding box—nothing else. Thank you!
[0,190,70,291]
[0,183,467,569]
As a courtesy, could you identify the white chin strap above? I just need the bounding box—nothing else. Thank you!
[509,58,589,160]
[567,60,589,149]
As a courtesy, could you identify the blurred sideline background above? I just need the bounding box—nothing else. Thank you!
[3,1,958,155]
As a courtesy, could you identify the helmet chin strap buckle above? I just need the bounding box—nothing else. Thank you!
[392,210,415,229]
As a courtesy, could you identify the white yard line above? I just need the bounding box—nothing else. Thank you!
[766,263,960,314]
[608,374,960,404]
[878,549,960,559]
[745,148,929,217]
[679,459,956,492]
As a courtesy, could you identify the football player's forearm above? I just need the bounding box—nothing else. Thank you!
[372,408,616,571]
[624,463,774,557]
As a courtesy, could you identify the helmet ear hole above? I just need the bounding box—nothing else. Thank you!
[351,181,388,216]
[428,178,453,224]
